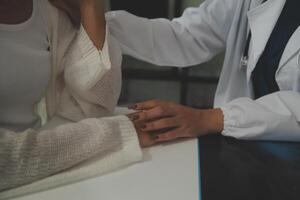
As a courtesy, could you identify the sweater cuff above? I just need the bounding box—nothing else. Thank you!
[75,25,112,90]
[102,115,143,163]
[220,106,237,137]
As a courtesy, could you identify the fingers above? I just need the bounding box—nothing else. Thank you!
[128,100,163,111]
[127,112,142,121]
[138,132,157,148]
[133,123,158,148]
[142,117,179,132]
[156,129,182,142]
[128,100,189,144]
[129,107,176,122]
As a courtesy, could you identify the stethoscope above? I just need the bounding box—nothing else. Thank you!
[241,30,300,69]
[240,0,267,68]
[240,32,252,68]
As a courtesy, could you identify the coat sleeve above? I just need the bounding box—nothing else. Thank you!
[0,115,142,192]
[221,91,300,141]
[106,0,239,67]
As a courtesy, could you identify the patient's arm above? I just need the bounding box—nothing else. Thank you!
[0,118,120,191]
[80,0,106,49]
[46,0,122,121]
[49,0,106,49]
[0,1,142,192]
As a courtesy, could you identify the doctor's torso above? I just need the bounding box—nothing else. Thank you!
[214,0,300,106]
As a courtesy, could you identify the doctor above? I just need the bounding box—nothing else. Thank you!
[104,0,300,145]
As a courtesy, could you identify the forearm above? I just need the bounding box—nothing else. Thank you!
[80,0,106,49]
[0,118,121,191]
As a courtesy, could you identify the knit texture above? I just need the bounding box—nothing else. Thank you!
[0,115,142,200]
[0,0,142,198]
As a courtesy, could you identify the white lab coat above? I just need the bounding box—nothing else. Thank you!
[106,0,300,141]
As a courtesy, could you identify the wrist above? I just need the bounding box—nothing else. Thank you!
[199,109,224,134]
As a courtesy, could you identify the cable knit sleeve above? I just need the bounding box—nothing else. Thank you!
[0,1,143,195]
[0,115,142,193]
[0,118,115,191]
[51,5,123,121]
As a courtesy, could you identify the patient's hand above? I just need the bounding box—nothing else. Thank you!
[128,100,224,143]
[128,118,157,148]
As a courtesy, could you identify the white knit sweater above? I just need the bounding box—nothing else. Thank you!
[0,0,142,195]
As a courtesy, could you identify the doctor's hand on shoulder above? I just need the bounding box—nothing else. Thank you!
[128,100,224,146]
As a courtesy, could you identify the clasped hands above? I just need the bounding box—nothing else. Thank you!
[128,100,224,147]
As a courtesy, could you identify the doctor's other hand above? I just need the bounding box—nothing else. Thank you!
[128,100,224,143]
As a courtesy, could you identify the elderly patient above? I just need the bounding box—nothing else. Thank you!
[0,0,148,191]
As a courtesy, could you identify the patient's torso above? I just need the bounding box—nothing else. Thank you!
[0,0,51,131]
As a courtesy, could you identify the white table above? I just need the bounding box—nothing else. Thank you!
[14,139,199,200]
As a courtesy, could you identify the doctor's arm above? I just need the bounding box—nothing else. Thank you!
[221,91,300,141]
[128,91,300,142]
[106,0,239,67]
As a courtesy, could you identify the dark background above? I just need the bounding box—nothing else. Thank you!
[110,0,170,18]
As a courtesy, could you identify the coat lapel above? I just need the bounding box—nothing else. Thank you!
[246,0,286,81]
[277,26,300,73]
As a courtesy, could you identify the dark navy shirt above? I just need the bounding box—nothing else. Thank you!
[252,0,300,99]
